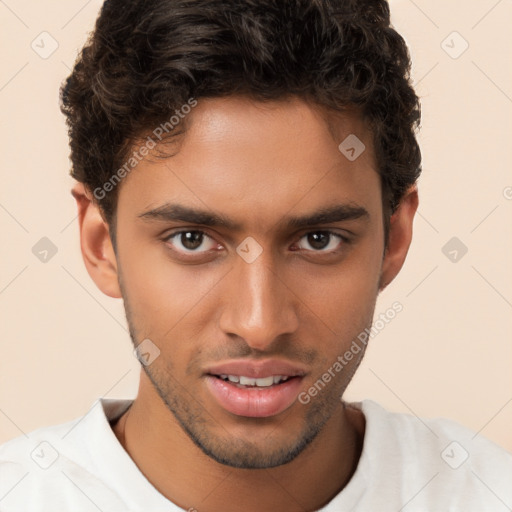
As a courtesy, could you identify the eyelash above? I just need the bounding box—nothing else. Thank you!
[163,229,350,258]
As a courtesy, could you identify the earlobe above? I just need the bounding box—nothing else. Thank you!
[379,185,419,292]
[71,183,122,299]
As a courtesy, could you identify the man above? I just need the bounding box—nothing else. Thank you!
[1,0,511,510]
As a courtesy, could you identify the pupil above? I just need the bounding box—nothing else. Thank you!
[181,231,203,250]
[308,232,329,250]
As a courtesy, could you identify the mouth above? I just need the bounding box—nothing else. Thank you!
[204,360,307,418]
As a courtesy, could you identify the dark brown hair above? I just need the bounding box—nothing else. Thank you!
[60,0,421,247]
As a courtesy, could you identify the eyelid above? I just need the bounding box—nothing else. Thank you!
[296,228,351,239]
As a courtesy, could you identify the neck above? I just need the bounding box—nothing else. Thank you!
[112,383,365,512]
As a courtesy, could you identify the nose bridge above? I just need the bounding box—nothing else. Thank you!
[219,250,298,348]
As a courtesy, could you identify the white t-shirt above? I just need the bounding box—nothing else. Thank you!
[0,398,511,511]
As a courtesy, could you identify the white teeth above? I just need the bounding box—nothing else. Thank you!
[220,375,290,387]
[239,376,256,386]
[255,376,274,387]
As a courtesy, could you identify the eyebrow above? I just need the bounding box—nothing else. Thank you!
[138,202,370,230]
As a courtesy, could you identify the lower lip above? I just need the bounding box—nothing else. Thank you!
[204,375,303,418]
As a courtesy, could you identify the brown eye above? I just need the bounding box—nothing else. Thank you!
[180,231,204,250]
[296,231,346,252]
[165,230,217,253]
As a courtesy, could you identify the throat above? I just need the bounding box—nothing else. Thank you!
[111,410,129,449]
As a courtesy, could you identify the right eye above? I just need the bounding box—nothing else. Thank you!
[164,230,219,254]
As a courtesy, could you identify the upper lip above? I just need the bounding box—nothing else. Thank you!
[205,359,308,378]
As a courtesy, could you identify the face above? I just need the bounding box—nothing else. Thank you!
[102,96,398,469]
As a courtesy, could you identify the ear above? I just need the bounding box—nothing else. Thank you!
[378,185,419,292]
[71,182,122,298]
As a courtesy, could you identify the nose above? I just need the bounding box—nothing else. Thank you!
[218,250,300,351]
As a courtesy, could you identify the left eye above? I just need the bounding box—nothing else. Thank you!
[165,231,218,253]
[295,231,345,252]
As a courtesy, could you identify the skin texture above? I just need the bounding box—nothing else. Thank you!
[73,96,418,511]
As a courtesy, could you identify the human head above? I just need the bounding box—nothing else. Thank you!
[63,0,421,470]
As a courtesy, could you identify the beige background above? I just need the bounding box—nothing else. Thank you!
[0,0,511,452]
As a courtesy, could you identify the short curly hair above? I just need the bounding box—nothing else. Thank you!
[60,0,421,247]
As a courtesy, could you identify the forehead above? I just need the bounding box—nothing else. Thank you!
[117,96,382,231]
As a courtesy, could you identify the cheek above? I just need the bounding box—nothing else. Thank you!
[118,232,228,341]
[291,236,382,338]
[292,279,378,365]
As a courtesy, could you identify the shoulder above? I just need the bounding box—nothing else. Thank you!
[0,399,132,511]
[0,415,79,469]
[368,400,511,464]
[354,399,512,510]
